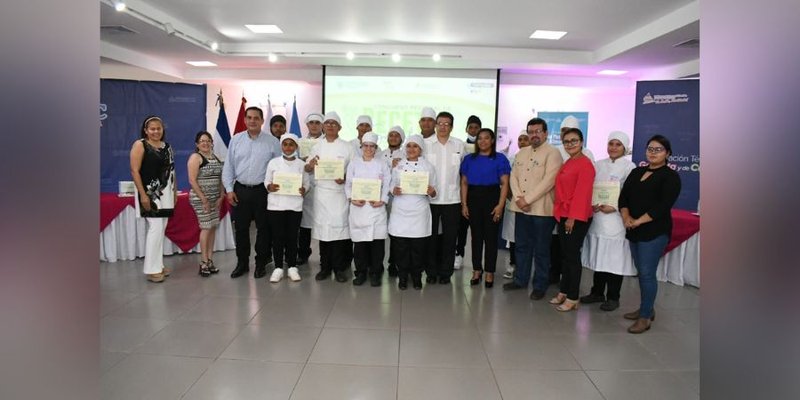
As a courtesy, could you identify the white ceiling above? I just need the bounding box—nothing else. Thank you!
[100,0,699,80]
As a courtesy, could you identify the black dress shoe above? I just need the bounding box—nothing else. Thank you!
[370,275,382,287]
[230,266,249,278]
[412,277,423,290]
[438,276,450,284]
[353,274,367,286]
[296,257,308,266]
[579,293,606,304]
[529,290,545,300]
[388,264,398,277]
[426,276,438,284]
[599,299,620,311]
[485,278,494,288]
[315,270,331,281]
[503,282,524,291]
[335,271,348,283]
[398,278,408,290]
[254,265,267,279]
[470,272,483,286]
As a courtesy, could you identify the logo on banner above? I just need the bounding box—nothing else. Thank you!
[642,92,689,105]
[100,103,108,127]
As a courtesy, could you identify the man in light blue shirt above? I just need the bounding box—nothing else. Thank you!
[222,106,280,279]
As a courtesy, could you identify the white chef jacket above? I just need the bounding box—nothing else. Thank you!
[264,156,311,212]
[387,157,438,238]
[308,137,354,241]
[345,157,392,242]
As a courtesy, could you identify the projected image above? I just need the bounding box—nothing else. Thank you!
[324,67,498,142]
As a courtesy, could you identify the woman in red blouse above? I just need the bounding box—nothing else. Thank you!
[549,128,596,311]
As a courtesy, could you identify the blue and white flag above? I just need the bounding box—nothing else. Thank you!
[289,96,301,137]
[213,94,232,160]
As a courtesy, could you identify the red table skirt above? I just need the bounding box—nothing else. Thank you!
[100,193,230,253]
[666,209,700,253]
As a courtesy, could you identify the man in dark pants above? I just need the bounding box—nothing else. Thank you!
[423,111,465,284]
[454,115,482,270]
[222,106,280,279]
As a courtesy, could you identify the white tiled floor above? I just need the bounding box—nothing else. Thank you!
[100,242,699,399]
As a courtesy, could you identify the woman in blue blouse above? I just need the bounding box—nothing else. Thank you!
[460,128,511,288]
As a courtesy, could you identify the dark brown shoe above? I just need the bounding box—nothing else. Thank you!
[627,318,652,334]
[623,309,655,321]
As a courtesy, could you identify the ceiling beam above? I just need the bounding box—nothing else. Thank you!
[101,41,184,78]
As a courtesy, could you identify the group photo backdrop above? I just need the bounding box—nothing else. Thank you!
[100,79,207,192]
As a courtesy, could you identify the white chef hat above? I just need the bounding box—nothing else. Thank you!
[361,132,378,145]
[560,115,580,130]
[323,111,341,126]
[405,134,425,152]
[388,125,405,142]
[356,115,373,126]
[420,107,436,120]
[279,133,299,146]
[305,113,323,123]
[607,130,631,154]
[518,129,529,139]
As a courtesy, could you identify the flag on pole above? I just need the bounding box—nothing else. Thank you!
[213,92,232,159]
[234,96,247,134]
[289,96,301,137]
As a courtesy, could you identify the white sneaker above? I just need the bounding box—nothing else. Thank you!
[269,268,284,283]
[287,267,301,282]
[503,266,515,279]
[454,255,463,270]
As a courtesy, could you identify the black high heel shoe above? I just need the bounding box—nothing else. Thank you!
[198,261,211,277]
[484,272,494,288]
[206,259,220,274]
[470,271,483,286]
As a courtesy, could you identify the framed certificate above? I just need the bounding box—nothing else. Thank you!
[592,181,621,208]
[351,178,382,202]
[298,138,317,159]
[400,171,429,195]
[315,159,345,180]
[272,172,303,196]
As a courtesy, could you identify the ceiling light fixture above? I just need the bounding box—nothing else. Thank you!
[529,30,567,40]
[268,53,278,63]
[186,61,217,67]
[210,42,219,51]
[597,69,628,76]
[245,24,283,34]
[114,1,126,12]
[391,53,401,62]
[163,22,176,36]
[432,53,441,62]
[346,51,355,60]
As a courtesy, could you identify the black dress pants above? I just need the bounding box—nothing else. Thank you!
[427,204,461,278]
[392,235,427,279]
[467,185,501,273]
[590,271,624,301]
[456,215,470,257]
[267,210,301,269]
[319,239,351,274]
[233,182,271,269]
[297,227,312,261]
[557,218,591,300]
[353,240,386,277]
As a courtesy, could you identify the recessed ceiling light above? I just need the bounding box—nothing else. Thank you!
[210,42,219,51]
[346,51,355,60]
[245,24,283,34]
[432,53,441,62]
[529,30,567,40]
[597,69,628,76]
[268,53,278,63]
[391,53,401,62]
[186,61,217,67]
[114,2,126,12]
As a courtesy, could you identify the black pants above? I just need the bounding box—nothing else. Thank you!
[456,214,470,257]
[319,239,351,274]
[297,227,312,261]
[233,182,271,268]
[428,204,461,278]
[268,210,301,269]
[557,218,591,300]
[590,271,624,301]
[353,240,385,277]
[509,242,516,265]
[467,185,501,273]
[392,235,427,279]
[549,234,562,283]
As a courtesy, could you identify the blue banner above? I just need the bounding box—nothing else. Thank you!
[537,111,589,146]
[633,80,699,211]
[100,79,206,192]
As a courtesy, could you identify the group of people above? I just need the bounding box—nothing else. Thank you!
[129,106,681,334]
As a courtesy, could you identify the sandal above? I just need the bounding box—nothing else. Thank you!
[549,292,567,305]
[198,261,211,277]
[556,299,579,312]
[206,259,220,274]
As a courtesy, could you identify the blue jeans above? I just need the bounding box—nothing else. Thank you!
[513,214,556,292]
[630,234,669,319]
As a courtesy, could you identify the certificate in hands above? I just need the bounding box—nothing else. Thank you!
[400,171,429,195]
[298,138,317,159]
[464,142,475,155]
[272,172,303,196]
[351,178,382,202]
[315,159,345,180]
[592,181,621,208]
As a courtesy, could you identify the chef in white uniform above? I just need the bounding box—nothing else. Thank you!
[304,111,354,282]
[388,135,438,290]
[345,132,392,286]
[379,125,405,277]
[297,112,324,265]
[351,115,377,157]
